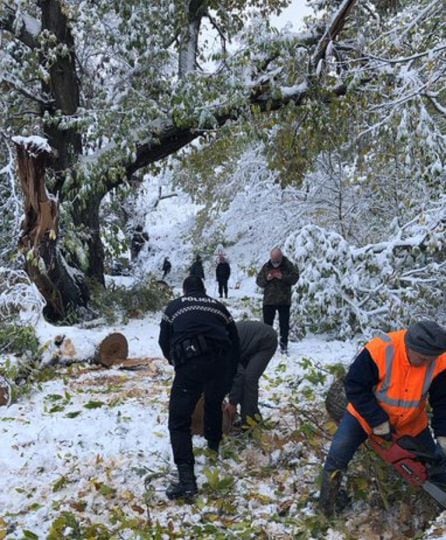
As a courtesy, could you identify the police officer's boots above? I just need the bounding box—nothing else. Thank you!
[318,469,342,517]
[166,463,198,501]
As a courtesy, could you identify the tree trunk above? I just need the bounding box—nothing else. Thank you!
[70,194,106,285]
[14,137,89,321]
[36,1,107,290]
[39,0,82,192]
[178,0,206,78]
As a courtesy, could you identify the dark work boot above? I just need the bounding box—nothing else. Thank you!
[319,469,342,518]
[166,464,198,501]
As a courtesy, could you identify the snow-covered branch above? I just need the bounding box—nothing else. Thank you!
[0,3,40,49]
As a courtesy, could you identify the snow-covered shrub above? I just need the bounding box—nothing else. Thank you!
[0,267,45,324]
[286,225,358,337]
[287,203,446,338]
[0,324,40,358]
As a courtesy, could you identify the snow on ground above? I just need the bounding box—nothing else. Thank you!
[2,284,445,538]
[0,281,361,539]
[2,183,446,538]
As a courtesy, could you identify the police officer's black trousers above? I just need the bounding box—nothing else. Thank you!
[168,354,228,465]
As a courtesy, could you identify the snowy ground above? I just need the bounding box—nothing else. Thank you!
[2,184,446,538]
[0,299,348,539]
[2,286,446,538]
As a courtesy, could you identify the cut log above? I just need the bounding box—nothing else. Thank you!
[0,375,12,407]
[325,376,348,424]
[191,395,232,436]
[95,332,129,368]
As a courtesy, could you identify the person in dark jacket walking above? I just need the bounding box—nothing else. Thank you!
[189,255,205,280]
[225,320,277,426]
[256,248,299,354]
[319,321,446,517]
[158,276,241,500]
[216,255,231,298]
[130,225,149,260]
[162,257,172,279]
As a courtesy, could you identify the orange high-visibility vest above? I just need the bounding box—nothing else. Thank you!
[347,330,446,437]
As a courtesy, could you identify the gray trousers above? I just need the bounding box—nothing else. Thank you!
[230,340,277,423]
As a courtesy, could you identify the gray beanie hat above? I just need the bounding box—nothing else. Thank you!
[406,321,446,356]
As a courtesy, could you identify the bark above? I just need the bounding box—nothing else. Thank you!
[0,5,39,49]
[39,1,102,290]
[325,377,348,424]
[72,194,106,285]
[124,82,347,182]
[15,138,89,321]
[39,0,82,195]
[178,0,206,78]
[311,0,357,70]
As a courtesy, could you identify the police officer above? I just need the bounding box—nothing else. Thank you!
[158,275,240,500]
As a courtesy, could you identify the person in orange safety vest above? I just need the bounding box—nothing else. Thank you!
[319,320,446,517]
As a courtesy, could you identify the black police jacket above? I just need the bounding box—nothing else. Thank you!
[158,288,241,369]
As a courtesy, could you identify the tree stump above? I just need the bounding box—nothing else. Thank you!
[0,375,12,407]
[191,395,232,436]
[325,376,348,424]
[95,333,129,367]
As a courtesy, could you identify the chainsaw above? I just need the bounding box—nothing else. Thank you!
[369,435,446,507]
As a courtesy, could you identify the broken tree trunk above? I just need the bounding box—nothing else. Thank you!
[14,136,89,321]
[325,376,348,424]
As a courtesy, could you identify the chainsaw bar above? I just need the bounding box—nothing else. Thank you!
[422,481,446,508]
[369,435,446,507]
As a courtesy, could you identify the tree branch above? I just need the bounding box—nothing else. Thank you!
[0,4,40,49]
[311,0,357,73]
[120,79,347,187]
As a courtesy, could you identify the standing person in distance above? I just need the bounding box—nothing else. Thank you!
[189,254,205,280]
[130,225,149,260]
[158,276,240,501]
[256,247,299,355]
[216,254,231,299]
[162,257,172,280]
